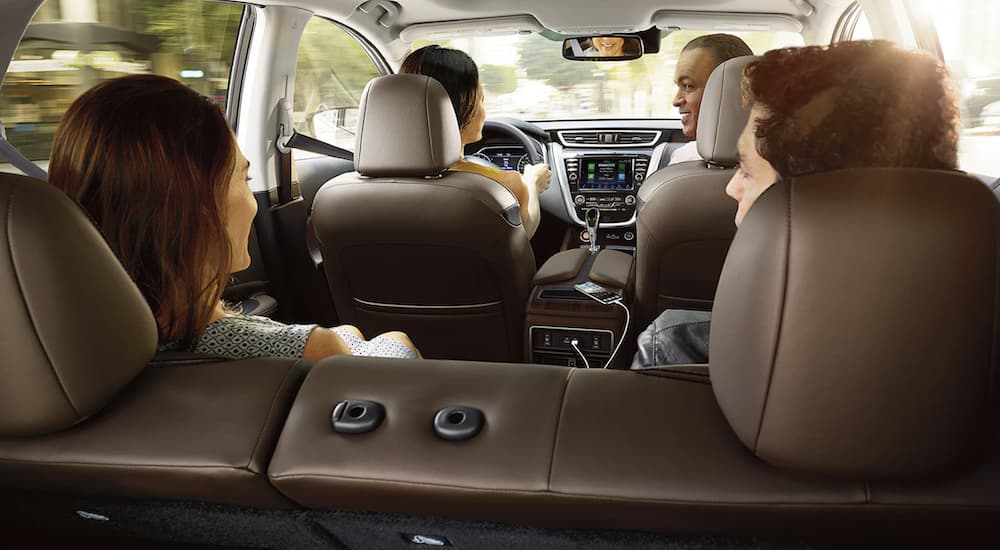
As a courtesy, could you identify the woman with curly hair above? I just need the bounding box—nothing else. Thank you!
[633,40,960,368]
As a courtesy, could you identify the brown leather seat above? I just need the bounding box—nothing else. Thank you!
[311,74,535,362]
[710,167,999,478]
[0,172,308,508]
[633,56,756,329]
[270,168,1000,543]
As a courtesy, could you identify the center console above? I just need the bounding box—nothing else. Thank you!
[525,248,633,369]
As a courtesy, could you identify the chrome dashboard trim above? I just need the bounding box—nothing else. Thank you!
[556,129,662,148]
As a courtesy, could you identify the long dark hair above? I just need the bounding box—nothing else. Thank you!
[49,74,236,348]
[400,45,480,129]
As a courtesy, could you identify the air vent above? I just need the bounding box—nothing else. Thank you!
[558,130,661,148]
[617,131,660,146]
[558,131,600,145]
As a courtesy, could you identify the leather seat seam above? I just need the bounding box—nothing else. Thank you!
[270,472,873,507]
[245,361,303,473]
[6,188,82,418]
[0,457,256,471]
[424,78,436,168]
[323,177,518,214]
[710,62,727,161]
[545,368,575,491]
[753,184,791,453]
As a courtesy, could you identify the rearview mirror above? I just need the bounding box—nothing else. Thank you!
[562,35,643,61]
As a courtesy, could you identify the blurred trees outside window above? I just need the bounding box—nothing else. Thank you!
[1,0,244,164]
[292,17,380,153]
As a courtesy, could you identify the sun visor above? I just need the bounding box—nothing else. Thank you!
[399,15,543,42]
[652,11,803,33]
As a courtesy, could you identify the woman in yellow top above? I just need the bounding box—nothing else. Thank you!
[400,45,551,238]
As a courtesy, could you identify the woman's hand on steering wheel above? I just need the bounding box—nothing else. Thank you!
[523,163,551,195]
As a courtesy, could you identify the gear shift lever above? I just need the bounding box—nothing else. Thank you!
[585,207,601,253]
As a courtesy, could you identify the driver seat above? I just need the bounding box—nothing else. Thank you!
[311,74,536,362]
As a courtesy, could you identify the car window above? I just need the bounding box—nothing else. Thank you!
[927,0,1000,176]
[0,0,245,172]
[411,30,804,121]
[292,17,380,153]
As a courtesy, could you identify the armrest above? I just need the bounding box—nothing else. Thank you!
[589,249,633,291]
[533,248,589,285]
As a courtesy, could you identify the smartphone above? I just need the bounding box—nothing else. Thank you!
[574,281,622,304]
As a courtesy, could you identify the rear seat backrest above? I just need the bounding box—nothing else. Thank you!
[0,172,156,436]
[710,168,999,478]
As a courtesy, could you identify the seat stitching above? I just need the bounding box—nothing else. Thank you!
[546,368,575,490]
[6,188,82,418]
[425,78,436,168]
[753,183,791,453]
[711,62,728,161]
[245,361,304,473]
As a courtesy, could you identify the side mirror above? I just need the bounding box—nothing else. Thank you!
[562,35,643,61]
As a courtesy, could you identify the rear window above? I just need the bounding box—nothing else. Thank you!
[1,0,245,169]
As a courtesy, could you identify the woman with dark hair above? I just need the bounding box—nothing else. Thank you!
[400,45,551,238]
[49,74,419,361]
[633,40,960,368]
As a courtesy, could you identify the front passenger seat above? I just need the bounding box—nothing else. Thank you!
[311,74,536,362]
[633,56,757,330]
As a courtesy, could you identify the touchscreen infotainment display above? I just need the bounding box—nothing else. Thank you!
[580,158,633,191]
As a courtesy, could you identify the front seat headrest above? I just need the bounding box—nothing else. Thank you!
[710,168,998,479]
[696,55,756,166]
[0,173,156,436]
[354,74,463,177]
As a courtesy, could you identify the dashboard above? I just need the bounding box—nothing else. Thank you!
[472,119,689,250]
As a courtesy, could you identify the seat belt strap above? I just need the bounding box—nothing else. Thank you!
[276,98,296,204]
[0,123,47,180]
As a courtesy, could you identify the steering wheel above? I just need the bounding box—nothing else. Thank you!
[485,120,544,164]
[464,119,545,169]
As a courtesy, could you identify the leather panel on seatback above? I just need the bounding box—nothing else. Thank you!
[0,358,309,507]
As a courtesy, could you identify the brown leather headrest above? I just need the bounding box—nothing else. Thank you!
[354,74,462,177]
[710,168,998,478]
[0,173,156,436]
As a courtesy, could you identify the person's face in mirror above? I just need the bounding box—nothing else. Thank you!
[594,37,625,57]
[726,105,779,226]
[672,47,719,138]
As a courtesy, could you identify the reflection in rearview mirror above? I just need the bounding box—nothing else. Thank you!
[562,35,643,61]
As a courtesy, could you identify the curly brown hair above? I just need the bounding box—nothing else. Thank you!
[742,40,960,178]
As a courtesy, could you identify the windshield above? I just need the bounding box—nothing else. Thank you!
[413,30,803,121]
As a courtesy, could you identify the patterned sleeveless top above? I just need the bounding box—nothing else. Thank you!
[160,315,416,360]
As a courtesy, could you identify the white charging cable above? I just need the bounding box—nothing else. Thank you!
[568,299,630,369]
[604,299,630,369]
[569,339,591,368]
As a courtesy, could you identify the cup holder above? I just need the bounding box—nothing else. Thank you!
[331,400,385,434]
[433,406,484,441]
